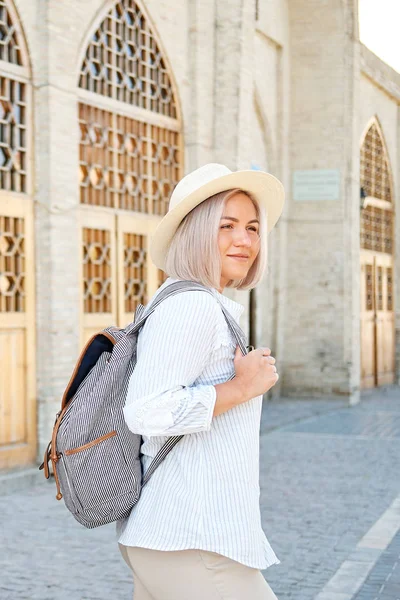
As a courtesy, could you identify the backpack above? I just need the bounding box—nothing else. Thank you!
[39,279,248,528]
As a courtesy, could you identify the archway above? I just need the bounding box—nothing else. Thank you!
[0,0,35,468]
[360,118,395,388]
[77,0,183,343]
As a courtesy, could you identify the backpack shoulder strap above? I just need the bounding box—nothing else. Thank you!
[125,280,215,335]
[126,279,247,355]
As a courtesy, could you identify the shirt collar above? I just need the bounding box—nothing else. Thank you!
[163,277,245,322]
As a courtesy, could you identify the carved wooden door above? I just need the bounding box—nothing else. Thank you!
[360,252,395,388]
[0,197,36,468]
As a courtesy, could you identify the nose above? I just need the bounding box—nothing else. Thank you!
[232,229,252,247]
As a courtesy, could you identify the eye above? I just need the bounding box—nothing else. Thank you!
[220,224,233,229]
[248,226,258,232]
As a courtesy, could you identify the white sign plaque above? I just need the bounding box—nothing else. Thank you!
[293,169,340,201]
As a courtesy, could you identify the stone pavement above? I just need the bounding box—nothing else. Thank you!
[353,528,400,600]
[1,387,399,600]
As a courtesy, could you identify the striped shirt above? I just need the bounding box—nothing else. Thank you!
[116,277,280,570]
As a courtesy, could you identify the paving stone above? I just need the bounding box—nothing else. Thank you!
[352,528,400,600]
[1,388,399,599]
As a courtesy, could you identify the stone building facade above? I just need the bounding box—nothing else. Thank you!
[0,0,398,469]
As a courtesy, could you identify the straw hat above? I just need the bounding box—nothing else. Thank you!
[149,163,285,270]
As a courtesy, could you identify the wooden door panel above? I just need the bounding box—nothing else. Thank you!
[360,252,395,389]
[79,208,117,347]
[376,312,395,385]
[0,328,26,444]
[117,213,160,328]
[361,317,375,388]
[360,257,376,389]
[376,258,395,386]
[0,197,36,469]
[80,210,164,345]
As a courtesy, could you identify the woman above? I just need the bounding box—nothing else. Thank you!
[117,163,285,600]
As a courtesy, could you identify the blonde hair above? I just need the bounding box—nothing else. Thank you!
[164,188,268,290]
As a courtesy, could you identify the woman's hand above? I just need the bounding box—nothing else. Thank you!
[233,345,279,400]
[212,346,279,417]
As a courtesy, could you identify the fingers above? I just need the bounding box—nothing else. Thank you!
[259,348,275,364]
[263,356,275,365]
[259,348,277,374]
[239,345,276,367]
[234,345,243,359]
[260,347,271,356]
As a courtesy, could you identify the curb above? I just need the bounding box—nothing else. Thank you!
[0,465,45,497]
[314,494,400,600]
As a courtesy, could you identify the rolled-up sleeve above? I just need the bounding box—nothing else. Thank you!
[123,291,220,437]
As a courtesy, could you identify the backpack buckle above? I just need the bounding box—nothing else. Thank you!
[39,441,52,479]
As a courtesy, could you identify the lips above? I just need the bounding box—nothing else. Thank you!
[227,255,250,262]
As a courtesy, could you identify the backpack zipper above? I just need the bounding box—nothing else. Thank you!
[58,453,83,513]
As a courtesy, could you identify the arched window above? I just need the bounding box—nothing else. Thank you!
[360,119,395,389]
[77,0,182,340]
[0,0,29,195]
[360,121,392,204]
[360,120,393,254]
[0,0,35,469]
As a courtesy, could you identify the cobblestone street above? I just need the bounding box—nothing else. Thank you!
[1,387,399,600]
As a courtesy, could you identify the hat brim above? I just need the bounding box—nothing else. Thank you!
[149,170,285,271]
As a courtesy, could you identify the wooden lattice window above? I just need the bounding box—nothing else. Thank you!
[0,0,31,312]
[360,121,394,254]
[124,232,147,313]
[0,1,29,196]
[360,123,392,202]
[387,268,393,311]
[79,0,176,117]
[0,1,22,65]
[360,205,393,254]
[366,265,373,311]
[82,228,112,314]
[377,267,383,311]
[149,124,180,216]
[0,215,25,311]
[78,0,182,215]
[79,104,181,213]
[79,0,181,316]
[79,105,113,208]
[0,77,27,193]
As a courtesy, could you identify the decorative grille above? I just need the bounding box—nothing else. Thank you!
[82,228,112,314]
[79,102,179,213]
[360,123,392,202]
[0,77,27,193]
[387,268,393,311]
[79,0,176,118]
[377,266,383,311]
[360,122,394,254]
[116,113,149,212]
[79,0,183,322]
[360,204,393,254]
[0,215,25,312]
[150,124,180,216]
[123,232,147,313]
[79,105,113,207]
[0,1,22,65]
[365,265,373,311]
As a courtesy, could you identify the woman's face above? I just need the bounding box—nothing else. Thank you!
[218,192,260,292]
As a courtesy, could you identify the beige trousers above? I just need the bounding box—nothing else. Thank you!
[118,544,278,600]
